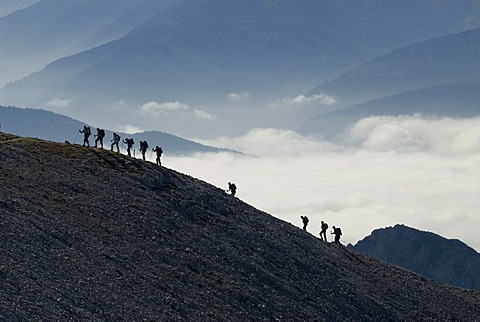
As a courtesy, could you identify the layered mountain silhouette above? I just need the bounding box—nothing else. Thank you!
[0,0,149,87]
[300,81,480,137]
[0,0,38,17]
[310,27,480,108]
[0,132,479,320]
[0,105,227,154]
[301,26,480,136]
[349,224,480,291]
[3,0,480,138]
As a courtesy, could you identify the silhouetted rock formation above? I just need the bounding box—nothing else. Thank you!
[0,133,479,320]
[349,224,480,291]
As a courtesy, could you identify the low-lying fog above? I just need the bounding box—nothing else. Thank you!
[159,115,480,251]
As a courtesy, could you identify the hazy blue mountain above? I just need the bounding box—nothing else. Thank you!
[0,0,146,87]
[310,27,480,109]
[3,0,480,138]
[0,0,39,17]
[77,0,183,51]
[0,105,227,154]
[300,81,480,137]
[348,224,480,291]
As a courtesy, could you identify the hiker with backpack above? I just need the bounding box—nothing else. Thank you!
[79,125,91,147]
[319,220,328,241]
[153,145,163,166]
[123,137,134,157]
[111,132,121,152]
[331,226,342,245]
[300,216,309,231]
[226,182,237,197]
[94,128,105,148]
[140,140,149,161]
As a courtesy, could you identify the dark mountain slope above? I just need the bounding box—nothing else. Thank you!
[349,225,480,291]
[0,133,479,320]
[0,105,226,154]
[311,27,480,108]
[300,81,480,137]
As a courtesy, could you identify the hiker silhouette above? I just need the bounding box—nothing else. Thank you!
[153,146,163,166]
[123,138,134,157]
[226,182,237,197]
[320,220,329,241]
[111,132,121,152]
[140,140,149,161]
[332,226,342,245]
[79,125,91,147]
[94,128,105,148]
[300,216,309,231]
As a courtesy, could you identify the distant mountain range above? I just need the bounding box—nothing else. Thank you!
[2,0,480,137]
[300,81,480,137]
[0,105,227,154]
[310,27,480,108]
[0,0,152,87]
[300,26,480,136]
[349,224,480,291]
[0,0,38,17]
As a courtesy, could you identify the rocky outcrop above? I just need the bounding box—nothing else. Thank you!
[349,224,480,291]
[0,133,479,320]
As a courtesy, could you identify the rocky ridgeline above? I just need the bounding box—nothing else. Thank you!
[0,133,479,321]
[349,224,480,291]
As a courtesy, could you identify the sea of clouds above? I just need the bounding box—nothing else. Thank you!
[161,115,480,251]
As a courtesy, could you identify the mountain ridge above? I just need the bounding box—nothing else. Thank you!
[0,132,479,320]
[0,105,228,154]
[349,224,480,291]
[310,27,480,109]
[300,81,480,137]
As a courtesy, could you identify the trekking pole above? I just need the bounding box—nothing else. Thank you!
[73,131,80,144]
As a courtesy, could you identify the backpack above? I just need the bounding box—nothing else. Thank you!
[98,129,105,138]
[336,227,342,236]
[114,133,120,142]
[85,127,91,136]
[322,223,328,230]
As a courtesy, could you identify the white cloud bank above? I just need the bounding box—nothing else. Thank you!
[138,101,216,121]
[268,93,337,109]
[164,115,480,252]
[44,97,72,109]
[139,101,189,115]
[282,93,337,106]
[116,125,144,134]
[227,92,250,102]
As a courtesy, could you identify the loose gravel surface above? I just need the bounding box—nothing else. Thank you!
[1,133,479,321]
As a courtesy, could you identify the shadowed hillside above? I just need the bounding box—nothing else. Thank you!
[349,224,480,292]
[0,132,479,320]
